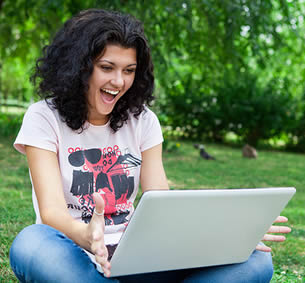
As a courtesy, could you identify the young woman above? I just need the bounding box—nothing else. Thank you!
[10,9,290,283]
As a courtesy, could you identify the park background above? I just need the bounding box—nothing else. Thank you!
[0,0,304,282]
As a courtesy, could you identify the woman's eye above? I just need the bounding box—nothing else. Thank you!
[125,69,136,74]
[100,66,112,71]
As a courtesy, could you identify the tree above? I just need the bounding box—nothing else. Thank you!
[1,0,304,148]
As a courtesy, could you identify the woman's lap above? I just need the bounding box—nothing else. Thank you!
[10,224,273,283]
[120,250,273,283]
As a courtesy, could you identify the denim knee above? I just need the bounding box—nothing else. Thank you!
[10,224,55,261]
[10,224,40,282]
[248,250,274,282]
[10,224,54,281]
[10,224,117,283]
[230,250,273,282]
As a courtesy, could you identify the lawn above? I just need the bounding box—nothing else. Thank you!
[0,136,304,282]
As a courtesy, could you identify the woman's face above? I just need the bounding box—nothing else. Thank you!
[87,44,137,125]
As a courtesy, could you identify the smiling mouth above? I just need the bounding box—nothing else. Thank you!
[100,88,120,103]
[101,88,120,96]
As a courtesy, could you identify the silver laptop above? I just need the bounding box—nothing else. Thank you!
[108,187,295,277]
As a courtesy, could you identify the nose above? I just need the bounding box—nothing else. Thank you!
[110,71,124,88]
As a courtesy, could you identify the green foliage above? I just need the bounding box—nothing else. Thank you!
[162,126,183,152]
[1,0,305,149]
[152,0,305,149]
[215,74,297,146]
[285,95,305,153]
[0,112,24,138]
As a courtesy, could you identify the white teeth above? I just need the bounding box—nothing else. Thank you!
[101,88,120,95]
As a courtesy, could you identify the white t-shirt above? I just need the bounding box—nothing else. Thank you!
[14,100,163,246]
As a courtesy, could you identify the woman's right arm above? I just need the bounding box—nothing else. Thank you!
[25,145,91,248]
[25,145,111,276]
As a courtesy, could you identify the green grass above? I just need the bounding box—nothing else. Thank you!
[0,137,304,282]
[0,135,34,282]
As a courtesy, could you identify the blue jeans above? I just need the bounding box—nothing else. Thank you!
[10,224,273,282]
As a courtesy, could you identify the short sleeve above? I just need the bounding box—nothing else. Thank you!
[140,108,163,152]
[14,101,59,154]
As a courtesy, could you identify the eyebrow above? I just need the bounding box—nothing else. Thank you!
[99,59,137,67]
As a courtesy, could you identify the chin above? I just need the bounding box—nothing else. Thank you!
[99,108,114,117]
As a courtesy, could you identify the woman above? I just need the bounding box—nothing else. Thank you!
[10,9,290,282]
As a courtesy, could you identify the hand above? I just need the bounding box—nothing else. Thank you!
[88,193,111,277]
[256,216,291,252]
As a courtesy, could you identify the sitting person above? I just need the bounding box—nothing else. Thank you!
[10,9,291,282]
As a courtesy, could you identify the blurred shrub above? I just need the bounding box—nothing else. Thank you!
[157,71,224,142]
[158,72,299,148]
[215,74,298,146]
[162,126,183,152]
[0,112,23,138]
[285,94,305,153]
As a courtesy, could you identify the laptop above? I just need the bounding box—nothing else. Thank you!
[106,187,295,277]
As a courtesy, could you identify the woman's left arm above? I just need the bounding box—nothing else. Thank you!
[256,216,292,252]
[140,143,169,192]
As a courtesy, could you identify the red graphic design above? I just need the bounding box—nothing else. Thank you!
[68,146,141,225]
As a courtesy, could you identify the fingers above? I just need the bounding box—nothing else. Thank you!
[93,192,105,215]
[95,248,111,277]
[92,238,111,275]
[95,252,110,268]
[262,233,286,242]
[274,215,288,223]
[91,236,106,256]
[256,244,272,252]
[87,193,111,276]
[101,261,111,277]
[257,215,291,252]
[267,225,291,234]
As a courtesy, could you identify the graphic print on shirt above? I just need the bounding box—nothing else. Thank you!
[67,146,141,225]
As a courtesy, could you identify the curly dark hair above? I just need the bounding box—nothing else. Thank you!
[31,9,154,132]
